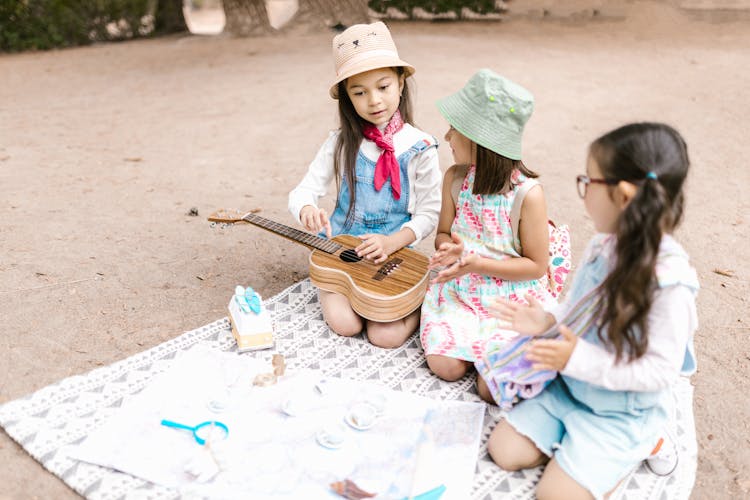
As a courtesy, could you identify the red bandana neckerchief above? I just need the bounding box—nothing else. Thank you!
[362,110,404,200]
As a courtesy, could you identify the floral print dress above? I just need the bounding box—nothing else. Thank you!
[420,166,555,361]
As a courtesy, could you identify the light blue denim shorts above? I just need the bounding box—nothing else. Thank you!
[505,378,665,499]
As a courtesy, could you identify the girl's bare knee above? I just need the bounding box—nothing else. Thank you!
[320,291,362,336]
[427,356,470,381]
[328,316,363,337]
[536,459,593,500]
[476,375,495,403]
[367,322,409,348]
[487,420,547,471]
[536,481,559,500]
[487,428,521,471]
[323,306,362,336]
[489,446,525,471]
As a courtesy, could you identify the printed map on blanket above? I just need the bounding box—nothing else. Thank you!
[0,279,697,499]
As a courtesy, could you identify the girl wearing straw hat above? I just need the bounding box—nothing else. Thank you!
[288,22,441,348]
[420,69,556,382]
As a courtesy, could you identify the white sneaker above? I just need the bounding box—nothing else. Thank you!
[645,433,679,476]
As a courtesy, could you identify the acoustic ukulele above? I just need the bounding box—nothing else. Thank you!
[208,209,430,322]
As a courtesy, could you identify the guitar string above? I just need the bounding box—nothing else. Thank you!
[242,213,342,254]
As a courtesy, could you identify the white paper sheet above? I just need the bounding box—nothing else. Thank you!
[69,346,485,499]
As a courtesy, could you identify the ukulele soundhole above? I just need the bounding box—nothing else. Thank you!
[340,249,362,263]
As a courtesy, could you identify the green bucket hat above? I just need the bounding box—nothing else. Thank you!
[436,69,534,160]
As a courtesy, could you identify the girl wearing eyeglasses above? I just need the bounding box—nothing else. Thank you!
[483,123,698,499]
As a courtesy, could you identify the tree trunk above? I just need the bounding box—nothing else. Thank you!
[287,0,369,32]
[331,0,370,27]
[222,0,275,36]
[154,0,188,34]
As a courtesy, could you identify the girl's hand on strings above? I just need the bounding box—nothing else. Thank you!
[300,205,331,238]
[489,293,551,335]
[525,325,577,371]
[429,232,464,269]
[356,234,392,264]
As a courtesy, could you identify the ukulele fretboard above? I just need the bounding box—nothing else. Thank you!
[242,213,342,254]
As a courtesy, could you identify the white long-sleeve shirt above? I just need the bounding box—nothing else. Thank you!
[558,285,698,392]
[288,124,442,245]
[548,234,699,393]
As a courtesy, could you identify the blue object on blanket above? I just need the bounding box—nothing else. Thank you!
[160,419,229,445]
[400,484,447,500]
[234,285,261,314]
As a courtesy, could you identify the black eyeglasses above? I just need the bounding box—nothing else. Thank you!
[576,175,618,198]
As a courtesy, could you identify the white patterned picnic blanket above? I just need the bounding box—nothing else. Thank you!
[0,279,696,499]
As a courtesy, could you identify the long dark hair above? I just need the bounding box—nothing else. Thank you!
[591,122,689,361]
[472,144,538,194]
[333,67,414,229]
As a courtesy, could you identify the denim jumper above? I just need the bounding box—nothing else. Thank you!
[505,233,699,499]
[329,139,434,237]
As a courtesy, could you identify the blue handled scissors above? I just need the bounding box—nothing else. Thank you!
[234,285,261,314]
[160,419,229,445]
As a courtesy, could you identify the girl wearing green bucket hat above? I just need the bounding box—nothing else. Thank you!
[419,69,560,382]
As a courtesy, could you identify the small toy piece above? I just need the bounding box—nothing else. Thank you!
[252,354,287,387]
[272,354,286,376]
[344,402,377,430]
[206,399,230,413]
[316,422,348,450]
[358,387,387,416]
[234,285,261,314]
[252,372,276,387]
[227,285,274,352]
[314,378,330,396]
[281,397,302,417]
[330,478,376,499]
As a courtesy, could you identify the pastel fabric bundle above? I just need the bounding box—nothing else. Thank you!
[475,288,600,409]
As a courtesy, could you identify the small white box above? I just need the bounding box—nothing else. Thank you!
[227,293,274,352]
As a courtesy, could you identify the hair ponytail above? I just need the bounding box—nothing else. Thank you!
[590,123,689,361]
[599,178,670,360]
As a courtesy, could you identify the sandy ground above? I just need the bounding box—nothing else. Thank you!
[1,2,749,498]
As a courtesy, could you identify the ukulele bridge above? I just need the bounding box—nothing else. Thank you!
[372,258,403,281]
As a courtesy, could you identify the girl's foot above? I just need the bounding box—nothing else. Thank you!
[645,432,679,476]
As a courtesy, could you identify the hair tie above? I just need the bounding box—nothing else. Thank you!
[645,171,658,180]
